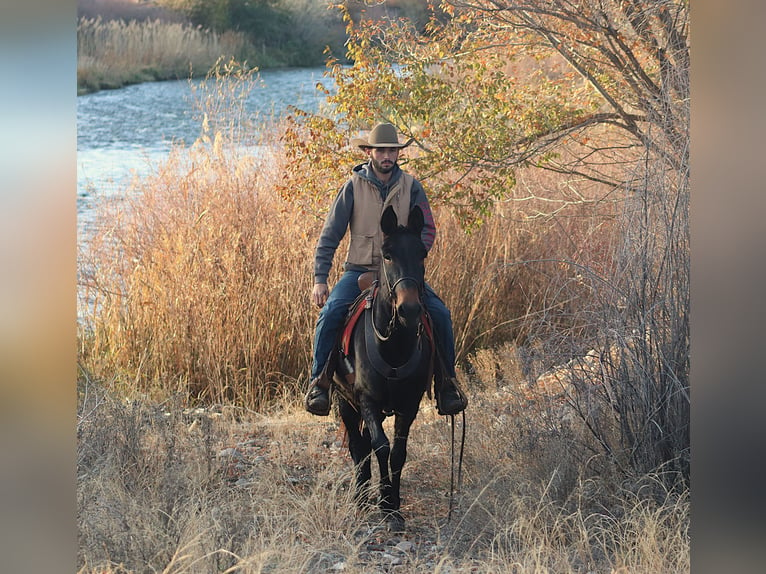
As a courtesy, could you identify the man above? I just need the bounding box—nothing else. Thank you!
[305,122,468,416]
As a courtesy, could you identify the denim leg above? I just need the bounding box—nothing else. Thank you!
[423,283,457,377]
[311,270,363,379]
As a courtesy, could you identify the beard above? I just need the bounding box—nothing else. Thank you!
[371,157,396,174]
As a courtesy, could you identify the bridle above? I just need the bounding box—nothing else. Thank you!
[373,267,424,342]
[387,275,423,298]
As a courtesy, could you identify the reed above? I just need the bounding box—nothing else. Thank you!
[77,74,687,565]
[77,16,252,93]
[79,136,312,405]
[77,360,689,572]
[78,133,615,410]
[427,167,619,362]
[77,59,621,410]
[78,61,686,485]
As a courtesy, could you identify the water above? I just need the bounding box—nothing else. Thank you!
[77,67,330,230]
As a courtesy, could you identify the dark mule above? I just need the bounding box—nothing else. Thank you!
[333,205,433,532]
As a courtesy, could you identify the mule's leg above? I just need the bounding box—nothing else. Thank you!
[356,425,373,499]
[383,413,417,532]
[339,399,371,506]
[358,402,396,518]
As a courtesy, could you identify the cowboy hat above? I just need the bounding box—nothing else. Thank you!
[350,122,413,149]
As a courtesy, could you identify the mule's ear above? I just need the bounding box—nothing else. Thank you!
[407,205,424,235]
[380,205,398,235]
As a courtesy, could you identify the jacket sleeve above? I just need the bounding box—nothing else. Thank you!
[314,180,354,284]
[410,179,437,251]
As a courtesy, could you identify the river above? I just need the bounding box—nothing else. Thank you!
[77,67,330,233]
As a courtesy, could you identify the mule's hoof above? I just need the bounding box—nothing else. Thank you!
[384,510,405,533]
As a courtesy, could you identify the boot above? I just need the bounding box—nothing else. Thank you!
[436,376,468,415]
[304,377,331,416]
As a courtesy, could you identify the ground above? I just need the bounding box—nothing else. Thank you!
[211,400,477,571]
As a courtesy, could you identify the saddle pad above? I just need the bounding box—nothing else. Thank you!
[340,286,376,356]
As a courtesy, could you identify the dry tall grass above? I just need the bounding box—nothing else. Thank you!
[77,16,252,93]
[77,348,689,572]
[504,141,691,484]
[79,137,313,405]
[427,165,620,362]
[78,129,617,411]
[77,65,688,572]
[78,64,690,568]
[79,60,620,409]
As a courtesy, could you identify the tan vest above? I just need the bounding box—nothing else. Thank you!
[346,171,413,270]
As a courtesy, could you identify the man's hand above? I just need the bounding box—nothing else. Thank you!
[312,283,329,308]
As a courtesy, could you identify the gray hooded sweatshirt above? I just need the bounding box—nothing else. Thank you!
[313,161,437,285]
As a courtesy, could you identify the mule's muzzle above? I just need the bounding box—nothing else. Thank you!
[394,289,423,328]
[388,275,424,328]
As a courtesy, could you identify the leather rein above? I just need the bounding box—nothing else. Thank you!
[371,274,422,341]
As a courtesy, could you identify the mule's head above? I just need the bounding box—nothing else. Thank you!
[380,205,427,328]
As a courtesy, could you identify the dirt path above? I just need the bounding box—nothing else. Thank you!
[213,406,475,571]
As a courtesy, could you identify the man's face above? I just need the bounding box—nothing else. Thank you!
[367,147,400,174]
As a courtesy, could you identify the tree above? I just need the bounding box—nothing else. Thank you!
[282,0,687,213]
[279,0,689,483]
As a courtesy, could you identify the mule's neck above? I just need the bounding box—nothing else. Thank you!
[372,283,421,365]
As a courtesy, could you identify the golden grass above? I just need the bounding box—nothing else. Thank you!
[77,17,252,93]
[77,345,689,573]
[77,73,687,494]
[78,120,619,409]
[79,132,314,405]
[427,168,620,361]
[76,43,687,574]
[77,127,686,566]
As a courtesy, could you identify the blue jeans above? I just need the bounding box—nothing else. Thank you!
[311,269,457,380]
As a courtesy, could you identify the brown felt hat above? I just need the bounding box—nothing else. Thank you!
[350,123,413,149]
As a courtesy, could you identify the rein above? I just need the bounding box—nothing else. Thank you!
[371,274,422,342]
[370,295,397,342]
[447,411,467,523]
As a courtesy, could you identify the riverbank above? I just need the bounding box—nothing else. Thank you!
[77,17,260,95]
[77,65,330,244]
